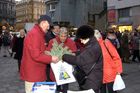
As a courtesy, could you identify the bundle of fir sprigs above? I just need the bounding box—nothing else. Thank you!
[46,39,74,60]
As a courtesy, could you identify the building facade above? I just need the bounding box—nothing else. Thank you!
[45,0,107,30]
[16,0,46,29]
[108,0,140,32]
[0,0,16,26]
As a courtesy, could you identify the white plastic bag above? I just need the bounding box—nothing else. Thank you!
[113,74,126,91]
[67,89,95,93]
[51,61,76,85]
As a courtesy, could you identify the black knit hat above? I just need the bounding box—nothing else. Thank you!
[38,15,51,24]
[76,25,94,39]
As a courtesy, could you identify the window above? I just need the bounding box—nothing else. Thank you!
[118,8,130,18]
[49,3,56,12]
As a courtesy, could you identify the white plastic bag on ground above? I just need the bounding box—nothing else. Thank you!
[67,89,95,93]
[51,61,76,85]
[113,74,126,91]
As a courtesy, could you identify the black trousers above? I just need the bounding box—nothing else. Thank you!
[57,84,68,93]
[18,60,21,72]
[132,50,140,61]
[100,82,117,93]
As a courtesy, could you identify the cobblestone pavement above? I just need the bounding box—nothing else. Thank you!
[0,53,25,93]
[0,48,140,93]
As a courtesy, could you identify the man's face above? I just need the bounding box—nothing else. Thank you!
[41,21,50,33]
[59,33,67,43]
[53,26,60,35]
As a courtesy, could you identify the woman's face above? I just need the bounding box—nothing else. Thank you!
[80,38,89,44]
[20,30,25,37]
[59,33,67,43]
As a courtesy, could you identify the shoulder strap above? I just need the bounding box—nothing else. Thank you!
[87,53,101,76]
[104,40,113,59]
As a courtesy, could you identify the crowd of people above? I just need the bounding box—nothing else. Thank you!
[0,15,139,93]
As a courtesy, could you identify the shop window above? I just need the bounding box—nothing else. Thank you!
[118,25,132,32]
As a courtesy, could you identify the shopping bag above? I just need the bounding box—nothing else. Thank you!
[113,74,126,91]
[51,61,76,85]
[67,89,95,93]
[32,82,56,93]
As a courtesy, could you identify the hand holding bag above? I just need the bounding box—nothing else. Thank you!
[113,74,126,91]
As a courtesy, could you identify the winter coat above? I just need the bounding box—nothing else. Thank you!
[121,33,130,58]
[98,38,123,84]
[13,36,25,60]
[45,31,56,45]
[132,36,140,50]
[1,32,11,46]
[20,24,53,82]
[46,36,77,81]
[62,37,103,91]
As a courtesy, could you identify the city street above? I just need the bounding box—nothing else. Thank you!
[0,49,140,93]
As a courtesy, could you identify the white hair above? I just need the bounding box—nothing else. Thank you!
[59,27,68,35]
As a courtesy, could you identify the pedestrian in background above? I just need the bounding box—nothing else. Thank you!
[62,25,103,93]
[94,29,123,93]
[1,30,12,57]
[131,32,140,62]
[121,31,130,63]
[106,30,120,52]
[45,24,60,46]
[12,29,26,72]
[20,15,59,93]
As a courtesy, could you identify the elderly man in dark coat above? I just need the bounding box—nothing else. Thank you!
[62,25,103,93]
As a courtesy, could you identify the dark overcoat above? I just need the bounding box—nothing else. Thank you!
[13,37,25,60]
[62,37,103,91]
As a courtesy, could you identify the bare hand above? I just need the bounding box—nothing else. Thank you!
[44,51,50,55]
[52,56,59,63]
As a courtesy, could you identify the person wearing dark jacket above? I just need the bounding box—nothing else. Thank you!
[62,25,103,93]
[45,24,60,45]
[13,29,26,72]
